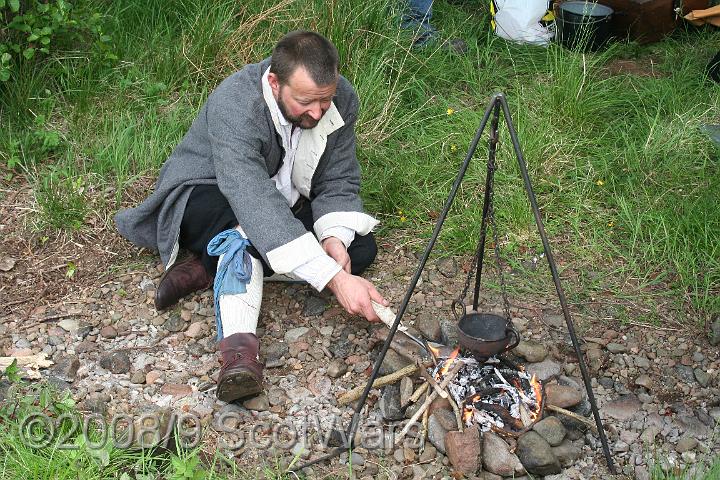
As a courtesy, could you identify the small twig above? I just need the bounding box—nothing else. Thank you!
[39,312,89,323]
[420,391,430,452]
[545,404,597,431]
[338,363,427,406]
[2,298,31,308]
[409,382,429,404]
[447,394,464,432]
[418,363,448,399]
[394,361,464,445]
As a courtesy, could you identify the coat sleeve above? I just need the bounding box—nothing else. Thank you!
[310,90,378,240]
[206,90,327,274]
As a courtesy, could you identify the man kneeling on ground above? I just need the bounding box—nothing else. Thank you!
[115,30,387,403]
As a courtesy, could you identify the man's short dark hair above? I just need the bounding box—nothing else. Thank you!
[270,31,339,86]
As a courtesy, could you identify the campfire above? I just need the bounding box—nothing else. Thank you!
[430,349,544,435]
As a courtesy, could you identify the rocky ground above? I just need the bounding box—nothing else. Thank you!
[2,228,719,480]
[1,183,719,480]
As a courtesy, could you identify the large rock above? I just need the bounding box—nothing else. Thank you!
[164,312,187,332]
[303,295,327,316]
[545,384,582,408]
[99,351,131,374]
[379,349,412,376]
[327,359,347,378]
[440,320,460,347]
[674,413,709,439]
[51,355,80,382]
[427,413,448,454]
[516,431,561,476]
[533,416,567,446]
[243,394,270,412]
[526,359,561,382]
[445,425,481,475]
[606,342,627,354]
[284,327,310,343]
[604,395,641,421]
[414,312,441,342]
[400,377,414,408]
[709,315,720,346]
[379,384,404,421]
[482,432,525,477]
[551,439,582,467]
[515,340,548,363]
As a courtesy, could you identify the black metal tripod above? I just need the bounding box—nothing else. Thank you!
[292,93,616,475]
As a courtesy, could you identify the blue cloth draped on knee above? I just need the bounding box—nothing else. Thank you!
[207,229,253,340]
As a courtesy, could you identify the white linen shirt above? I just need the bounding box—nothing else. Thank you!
[262,69,355,290]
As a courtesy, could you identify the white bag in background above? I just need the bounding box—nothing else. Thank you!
[492,0,554,45]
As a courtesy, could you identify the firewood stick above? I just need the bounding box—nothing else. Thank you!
[418,363,448,399]
[338,363,425,405]
[545,404,597,432]
[0,352,53,369]
[447,394,464,432]
[394,361,465,445]
[420,397,429,451]
[409,382,429,404]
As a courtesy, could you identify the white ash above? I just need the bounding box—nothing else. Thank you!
[430,355,541,432]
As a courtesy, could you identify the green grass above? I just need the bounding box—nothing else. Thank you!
[651,455,720,480]
[1,0,719,316]
[0,375,302,479]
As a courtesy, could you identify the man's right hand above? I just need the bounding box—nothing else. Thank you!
[326,270,387,322]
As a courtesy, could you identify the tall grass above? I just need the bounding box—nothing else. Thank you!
[0,0,718,314]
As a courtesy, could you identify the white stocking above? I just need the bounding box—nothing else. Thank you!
[217,230,264,338]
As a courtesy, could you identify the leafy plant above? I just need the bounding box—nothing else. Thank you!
[0,0,116,82]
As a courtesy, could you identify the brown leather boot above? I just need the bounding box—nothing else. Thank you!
[216,332,264,402]
[154,255,212,311]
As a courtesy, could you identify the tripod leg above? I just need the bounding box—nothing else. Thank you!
[497,93,616,475]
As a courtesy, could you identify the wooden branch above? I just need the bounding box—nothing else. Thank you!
[409,382,429,404]
[39,312,89,322]
[0,352,53,380]
[545,404,597,432]
[447,394,464,432]
[338,363,426,405]
[418,363,448,399]
[395,361,465,445]
[420,389,430,452]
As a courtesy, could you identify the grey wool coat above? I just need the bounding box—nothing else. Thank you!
[115,58,377,272]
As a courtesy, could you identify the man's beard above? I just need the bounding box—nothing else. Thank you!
[276,95,320,130]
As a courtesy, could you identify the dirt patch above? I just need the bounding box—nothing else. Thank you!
[604,57,665,78]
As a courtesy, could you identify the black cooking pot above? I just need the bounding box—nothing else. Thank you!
[456,312,520,358]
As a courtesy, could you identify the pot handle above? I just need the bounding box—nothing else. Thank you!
[504,324,521,352]
[451,299,466,323]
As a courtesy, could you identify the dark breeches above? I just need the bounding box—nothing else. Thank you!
[178,184,377,277]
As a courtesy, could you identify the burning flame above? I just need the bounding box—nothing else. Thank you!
[438,346,460,377]
[463,409,473,424]
[462,394,482,426]
[530,374,543,419]
[428,344,440,359]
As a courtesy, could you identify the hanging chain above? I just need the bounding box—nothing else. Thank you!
[453,222,484,319]
[453,111,512,323]
[487,179,513,322]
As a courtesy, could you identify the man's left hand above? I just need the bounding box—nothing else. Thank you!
[322,237,351,273]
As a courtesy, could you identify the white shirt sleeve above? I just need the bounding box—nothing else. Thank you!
[292,254,342,292]
[319,226,356,248]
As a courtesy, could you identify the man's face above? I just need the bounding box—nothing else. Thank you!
[268,66,337,129]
